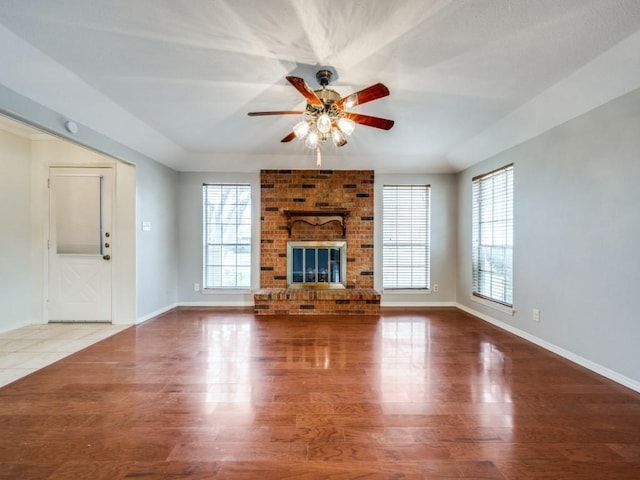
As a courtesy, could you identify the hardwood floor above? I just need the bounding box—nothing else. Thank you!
[1,307,639,479]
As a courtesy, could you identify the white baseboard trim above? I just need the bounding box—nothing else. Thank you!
[136,303,178,325]
[381,301,457,308]
[0,323,31,335]
[456,303,640,394]
[135,301,253,325]
[179,300,254,308]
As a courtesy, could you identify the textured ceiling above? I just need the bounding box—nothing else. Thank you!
[1,0,640,173]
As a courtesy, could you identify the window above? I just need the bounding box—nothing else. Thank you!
[383,185,431,289]
[203,184,251,289]
[472,164,513,306]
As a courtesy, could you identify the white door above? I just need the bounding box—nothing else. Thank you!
[48,167,113,322]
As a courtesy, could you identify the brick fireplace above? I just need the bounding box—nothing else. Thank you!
[255,169,380,315]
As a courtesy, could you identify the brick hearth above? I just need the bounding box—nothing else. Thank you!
[253,288,380,315]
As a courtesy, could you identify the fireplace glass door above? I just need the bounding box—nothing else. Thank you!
[287,241,346,288]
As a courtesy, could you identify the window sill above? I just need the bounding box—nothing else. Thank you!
[470,295,514,316]
[202,288,252,295]
[382,289,432,295]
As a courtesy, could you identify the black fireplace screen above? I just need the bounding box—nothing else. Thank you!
[287,241,346,288]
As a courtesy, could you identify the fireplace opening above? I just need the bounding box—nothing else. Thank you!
[287,241,346,289]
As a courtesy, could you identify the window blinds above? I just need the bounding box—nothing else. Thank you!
[203,184,251,289]
[383,185,431,289]
[472,164,513,306]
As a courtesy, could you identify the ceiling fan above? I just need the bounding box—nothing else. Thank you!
[248,69,394,149]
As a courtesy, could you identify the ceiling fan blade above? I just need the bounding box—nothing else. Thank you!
[344,112,394,130]
[248,110,305,116]
[281,131,297,142]
[286,76,323,107]
[336,83,390,109]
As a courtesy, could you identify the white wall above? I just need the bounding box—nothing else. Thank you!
[375,173,458,306]
[0,129,33,333]
[176,171,260,306]
[457,87,640,388]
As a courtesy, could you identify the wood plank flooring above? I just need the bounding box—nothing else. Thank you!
[1,307,639,479]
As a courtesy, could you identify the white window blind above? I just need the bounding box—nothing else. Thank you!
[203,184,251,289]
[472,164,513,306]
[383,185,431,289]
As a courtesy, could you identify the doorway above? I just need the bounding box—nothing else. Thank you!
[48,166,114,322]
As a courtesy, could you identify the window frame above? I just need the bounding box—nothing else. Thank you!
[202,183,252,290]
[471,164,514,308]
[382,184,431,291]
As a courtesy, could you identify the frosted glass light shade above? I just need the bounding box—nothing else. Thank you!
[305,131,319,148]
[337,117,355,135]
[316,114,332,134]
[293,120,310,139]
[331,128,346,147]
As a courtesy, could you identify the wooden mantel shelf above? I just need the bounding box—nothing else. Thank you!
[283,209,349,237]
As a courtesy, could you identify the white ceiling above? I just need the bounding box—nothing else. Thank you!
[1,0,640,173]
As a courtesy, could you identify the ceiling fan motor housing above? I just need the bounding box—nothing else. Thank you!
[315,69,333,87]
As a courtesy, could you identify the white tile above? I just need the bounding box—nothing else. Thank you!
[0,323,129,387]
[0,368,37,388]
[18,351,69,369]
[0,351,36,368]
[0,339,42,352]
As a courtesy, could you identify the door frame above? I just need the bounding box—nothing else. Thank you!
[33,142,137,325]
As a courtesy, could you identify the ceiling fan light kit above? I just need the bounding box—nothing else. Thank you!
[337,117,355,135]
[248,69,394,166]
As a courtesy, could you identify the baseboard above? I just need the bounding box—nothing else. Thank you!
[135,300,252,324]
[136,302,178,324]
[0,323,31,335]
[179,300,254,308]
[456,303,640,394]
[381,301,457,308]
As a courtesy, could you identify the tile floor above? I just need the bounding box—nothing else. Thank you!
[0,323,130,388]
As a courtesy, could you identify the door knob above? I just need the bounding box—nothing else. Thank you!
[103,254,111,260]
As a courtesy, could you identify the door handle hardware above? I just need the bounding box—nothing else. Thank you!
[103,254,111,260]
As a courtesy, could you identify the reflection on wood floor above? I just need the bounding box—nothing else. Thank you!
[1,307,639,479]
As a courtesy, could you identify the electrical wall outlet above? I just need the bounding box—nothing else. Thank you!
[533,308,540,322]
[433,284,439,293]
[194,283,200,292]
